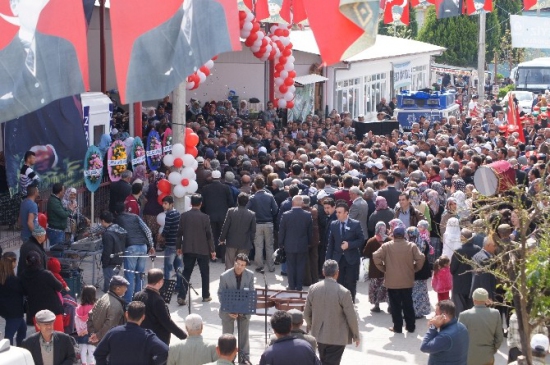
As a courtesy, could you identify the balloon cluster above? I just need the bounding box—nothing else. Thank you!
[186,57,217,90]
[240,10,278,61]
[271,24,295,109]
[162,142,199,199]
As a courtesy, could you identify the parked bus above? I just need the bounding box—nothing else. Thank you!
[514,57,550,93]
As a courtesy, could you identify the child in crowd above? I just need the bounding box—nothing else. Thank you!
[75,286,97,365]
[432,255,452,301]
[47,257,71,302]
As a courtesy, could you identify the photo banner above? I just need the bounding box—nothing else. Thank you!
[0,0,89,123]
[4,96,88,195]
[288,84,314,122]
[436,0,463,19]
[110,0,241,104]
[393,61,412,89]
[510,15,550,49]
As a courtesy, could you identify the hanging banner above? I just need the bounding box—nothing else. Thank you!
[466,0,492,15]
[4,96,87,195]
[107,140,127,182]
[83,145,103,192]
[383,0,410,25]
[510,15,550,49]
[0,0,89,123]
[340,0,380,57]
[110,0,241,104]
[393,61,412,88]
[288,84,314,122]
[436,0,463,19]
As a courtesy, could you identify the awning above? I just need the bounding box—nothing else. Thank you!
[294,74,328,85]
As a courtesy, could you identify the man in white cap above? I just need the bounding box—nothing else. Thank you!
[167,314,217,365]
[509,334,549,365]
[22,309,76,365]
[458,288,503,365]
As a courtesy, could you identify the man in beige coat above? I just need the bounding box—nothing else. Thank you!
[304,259,360,365]
[373,227,425,334]
[458,288,503,365]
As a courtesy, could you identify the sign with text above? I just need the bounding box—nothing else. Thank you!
[393,61,412,88]
[510,15,550,49]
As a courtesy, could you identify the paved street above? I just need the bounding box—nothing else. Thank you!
[1,249,510,364]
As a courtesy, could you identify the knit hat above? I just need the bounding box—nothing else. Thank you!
[472,288,489,302]
[32,226,46,237]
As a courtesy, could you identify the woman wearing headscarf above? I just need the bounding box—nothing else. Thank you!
[408,187,431,227]
[367,196,395,238]
[440,197,458,237]
[20,251,65,332]
[425,189,444,259]
[451,190,470,221]
[61,187,89,242]
[362,222,390,313]
[430,181,446,206]
[389,218,406,235]
[407,226,432,319]
[442,217,461,260]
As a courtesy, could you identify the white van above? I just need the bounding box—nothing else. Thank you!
[0,339,35,365]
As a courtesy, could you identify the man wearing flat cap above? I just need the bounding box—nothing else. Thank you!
[22,309,76,365]
[269,309,317,351]
[459,288,503,365]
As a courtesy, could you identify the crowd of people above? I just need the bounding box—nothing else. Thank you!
[1,93,550,365]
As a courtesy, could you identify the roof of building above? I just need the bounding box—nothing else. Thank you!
[290,30,445,63]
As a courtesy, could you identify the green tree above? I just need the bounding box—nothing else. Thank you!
[485,10,500,63]
[378,7,418,39]
[495,0,522,34]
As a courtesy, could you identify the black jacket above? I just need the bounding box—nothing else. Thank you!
[201,180,234,222]
[22,331,75,365]
[377,186,401,210]
[17,237,47,278]
[21,268,64,318]
[101,223,127,267]
[414,242,432,281]
[450,241,481,295]
[109,180,131,213]
[0,275,25,319]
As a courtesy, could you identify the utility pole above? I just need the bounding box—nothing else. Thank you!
[477,10,486,104]
[172,82,187,213]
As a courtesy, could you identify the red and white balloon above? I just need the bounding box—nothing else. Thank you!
[164,143,198,198]
[186,56,217,90]
[271,24,295,109]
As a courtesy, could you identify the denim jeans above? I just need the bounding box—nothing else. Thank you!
[163,246,182,289]
[4,317,27,346]
[103,266,116,293]
[47,228,65,248]
[123,244,147,303]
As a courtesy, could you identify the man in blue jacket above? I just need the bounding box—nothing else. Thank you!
[94,301,168,365]
[420,300,469,365]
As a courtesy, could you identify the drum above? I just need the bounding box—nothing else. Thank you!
[474,161,516,196]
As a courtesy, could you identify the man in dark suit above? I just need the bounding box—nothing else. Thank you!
[219,193,256,270]
[0,0,84,123]
[377,175,401,210]
[202,170,235,263]
[349,186,369,241]
[450,231,481,314]
[109,170,132,214]
[279,196,313,291]
[437,0,462,18]
[22,309,76,365]
[509,158,528,186]
[125,0,231,103]
[218,253,255,365]
[326,201,365,302]
[176,194,216,305]
[133,269,187,345]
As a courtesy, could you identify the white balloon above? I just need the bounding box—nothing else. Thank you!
[253,39,262,48]
[240,29,251,39]
[245,11,254,22]
[288,55,295,63]
[282,38,291,47]
[205,60,214,69]
[163,154,175,167]
[271,35,279,42]
[173,185,186,198]
[278,99,287,108]
[270,25,277,33]
[172,143,185,157]
[243,22,253,31]
[251,45,261,53]
[186,81,195,90]
[168,172,182,185]
[187,180,198,194]
[156,212,166,226]
[284,62,294,71]
[197,71,206,83]
[280,70,288,79]
[257,32,264,40]
[191,159,198,171]
[180,167,196,180]
[274,78,284,86]
[284,91,294,101]
[182,154,195,168]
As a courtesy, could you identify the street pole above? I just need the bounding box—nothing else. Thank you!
[172,82,187,213]
[477,10,486,104]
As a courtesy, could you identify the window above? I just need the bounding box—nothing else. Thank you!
[412,65,427,90]
[363,73,387,113]
[335,77,361,116]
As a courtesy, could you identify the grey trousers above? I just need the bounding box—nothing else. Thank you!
[254,223,274,271]
[224,247,250,270]
[220,311,250,358]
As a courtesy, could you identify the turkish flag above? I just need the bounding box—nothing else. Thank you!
[506,93,526,143]
[524,0,538,10]
[255,0,270,21]
[466,0,492,15]
[280,0,308,24]
[302,0,365,65]
[384,0,410,25]
[110,0,241,104]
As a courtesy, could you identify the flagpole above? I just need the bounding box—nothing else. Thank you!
[477,10,486,104]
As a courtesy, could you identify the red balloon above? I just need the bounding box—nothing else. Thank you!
[186,133,199,147]
[287,100,294,109]
[253,51,264,58]
[279,84,288,94]
[212,55,218,61]
[191,74,200,84]
[245,38,255,47]
[269,49,277,60]
[252,22,260,33]
[259,46,267,54]
[173,158,183,169]
[158,179,172,194]
[239,10,247,20]
[283,29,290,37]
[288,70,296,78]
[287,42,293,49]
[275,29,284,36]
[188,146,198,158]
[275,40,283,50]
[157,193,168,206]
[181,179,189,187]
[261,38,268,47]
[200,66,210,77]
[279,56,287,64]
[275,63,284,72]
[284,77,294,86]
[283,48,292,57]
[248,32,258,43]
[38,213,47,230]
